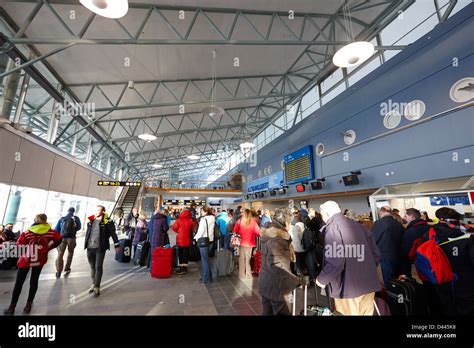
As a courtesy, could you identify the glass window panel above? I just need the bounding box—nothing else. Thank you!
[320,69,344,94]
[347,57,381,86]
[321,82,346,105]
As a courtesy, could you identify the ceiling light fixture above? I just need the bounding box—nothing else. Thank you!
[137,133,157,142]
[80,0,129,19]
[332,2,374,68]
[151,163,163,169]
[240,141,256,150]
[202,50,225,118]
[187,155,200,160]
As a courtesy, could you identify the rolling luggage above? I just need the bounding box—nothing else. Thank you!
[215,241,234,276]
[115,239,132,263]
[386,276,428,315]
[151,247,174,278]
[173,245,180,271]
[133,241,150,266]
[292,283,340,316]
[251,237,262,275]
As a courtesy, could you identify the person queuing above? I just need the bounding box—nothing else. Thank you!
[215,210,231,249]
[132,213,148,257]
[259,208,300,315]
[392,208,406,225]
[4,214,62,315]
[421,211,434,222]
[84,205,120,297]
[172,209,193,275]
[125,208,139,241]
[303,210,325,282]
[233,209,260,279]
[400,208,430,276]
[372,206,404,286]
[417,208,474,316]
[54,207,82,278]
[151,209,169,249]
[194,207,215,283]
[289,211,306,276]
[260,209,272,228]
[316,201,381,316]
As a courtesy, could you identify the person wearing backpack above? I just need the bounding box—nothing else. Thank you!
[54,207,82,278]
[4,214,62,315]
[416,208,474,316]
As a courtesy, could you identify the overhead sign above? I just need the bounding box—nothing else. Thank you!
[284,145,315,185]
[429,194,470,206]
[246,171,284,193]
[98,181,141,187]
[163,199,206,206]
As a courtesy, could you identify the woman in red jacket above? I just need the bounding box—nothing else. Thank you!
[172,209,193,275]
[4,214,62,315]
[234,209,260,279]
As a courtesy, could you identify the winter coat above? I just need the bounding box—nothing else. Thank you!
[302,222,324,280]
[172,209,193,247]
[151,213,169,249]
[317,213,381,299]
[17,224,62,268]
[194,215,216,242]
[260,214,271,228]
[132,219,148,246]
[55,213,81,238]
[216,212,230,236]
[258,221,300,301]
[400,219,431,275]
[233,217,260,248]
[372,215,404,264]
[84,213,119,252]
[424,223,474,315]
[289,222,305,253]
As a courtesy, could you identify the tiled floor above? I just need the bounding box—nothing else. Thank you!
[0,236,266,316]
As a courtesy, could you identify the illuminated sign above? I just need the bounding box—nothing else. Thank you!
[98,181,141,187]
[163,199,206,206]
[284,145,315,185]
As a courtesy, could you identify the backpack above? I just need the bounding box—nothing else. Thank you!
[414,228,455,284]
[61,217,76,238]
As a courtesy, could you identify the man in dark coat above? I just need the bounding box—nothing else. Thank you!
[258,208,300,315]
[400,208,431,276]
[316,201,381,316]
[372,206,404,286]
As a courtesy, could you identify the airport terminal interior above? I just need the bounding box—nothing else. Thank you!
[0,0,473,318]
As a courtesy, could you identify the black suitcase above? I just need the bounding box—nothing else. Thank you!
[386,277,427,315]
[115,239,132,263]
[134,241,150,266]
[173,245,180,271]
[292,283,341,316]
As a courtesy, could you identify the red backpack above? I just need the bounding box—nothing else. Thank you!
[414,228,455,284]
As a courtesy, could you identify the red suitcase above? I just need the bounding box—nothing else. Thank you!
[252,250,262,275]
[151,247,173,278]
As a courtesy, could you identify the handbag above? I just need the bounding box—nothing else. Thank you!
[197,218,210,248]
[189,241,201,262]
[230,233,241,248]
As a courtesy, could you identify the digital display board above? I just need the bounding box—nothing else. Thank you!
[98,181,141,187]
[163,199,206,206]
[284,145,315,185]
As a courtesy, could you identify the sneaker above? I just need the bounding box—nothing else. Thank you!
[55,272,61,278]
[23,302,33,314]
[88,285,95,293]
[64,269,71,273]
[93,287,100,297]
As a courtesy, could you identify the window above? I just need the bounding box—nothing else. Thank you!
[301,86,320,118]
[348,56,381,86]
[321,82,346,105]
[320,69,344,94]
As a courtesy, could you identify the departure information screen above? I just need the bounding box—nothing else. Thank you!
[284,145,315,185]
[98,181,141,187]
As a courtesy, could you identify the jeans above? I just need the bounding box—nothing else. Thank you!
[10,266,43,305]
[199,245,212,283]
[86,248,106,288]
[178,246,189,265]
[261,296,290,316]
[56,238,77,273]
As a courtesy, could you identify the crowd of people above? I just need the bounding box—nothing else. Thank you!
[1,200,473,317]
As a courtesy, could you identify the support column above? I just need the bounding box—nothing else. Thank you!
[1,59,21,120]
[13,73,30,124]
[85,136,93,164]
